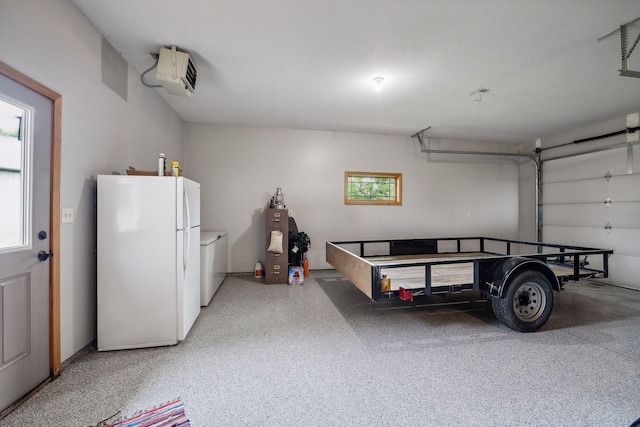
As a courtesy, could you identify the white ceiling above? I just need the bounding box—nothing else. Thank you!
[73,0,640,143]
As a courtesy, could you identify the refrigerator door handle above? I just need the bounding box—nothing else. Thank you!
[184,191,191,230]
[184,229,190,271]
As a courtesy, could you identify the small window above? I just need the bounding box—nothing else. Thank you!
[0,95,31,251]
[344,171,402,205]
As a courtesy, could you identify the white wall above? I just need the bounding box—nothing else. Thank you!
[1,0,185,361]
[184,124,521,273]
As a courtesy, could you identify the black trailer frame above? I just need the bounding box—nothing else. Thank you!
[326,237,614,332]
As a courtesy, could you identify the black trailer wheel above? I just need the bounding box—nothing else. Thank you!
[492,270,554,332]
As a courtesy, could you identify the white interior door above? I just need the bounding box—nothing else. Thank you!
[0,73,52,412]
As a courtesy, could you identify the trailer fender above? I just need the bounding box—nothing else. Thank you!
[482,257,560,298]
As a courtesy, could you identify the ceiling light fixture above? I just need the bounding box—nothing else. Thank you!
[470,88,489,102]
[373,76,384,85]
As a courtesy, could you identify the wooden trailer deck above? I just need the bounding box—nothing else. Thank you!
[368,252,594,291]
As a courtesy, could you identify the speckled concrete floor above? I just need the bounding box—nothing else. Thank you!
[1,272,639,426]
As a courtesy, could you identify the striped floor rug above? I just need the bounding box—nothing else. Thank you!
[99,398,190,427]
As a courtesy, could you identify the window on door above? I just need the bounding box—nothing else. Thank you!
[0,96,31,251]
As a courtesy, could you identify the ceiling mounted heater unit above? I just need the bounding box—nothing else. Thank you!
[156,46,197,97]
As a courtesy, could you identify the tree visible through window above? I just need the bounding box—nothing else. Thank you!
[344,171,402,205]
[0,96,28,250]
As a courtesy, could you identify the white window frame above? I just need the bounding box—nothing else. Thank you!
[0,94,33,253]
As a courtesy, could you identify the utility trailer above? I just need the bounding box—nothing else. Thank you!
[326,237,614,332]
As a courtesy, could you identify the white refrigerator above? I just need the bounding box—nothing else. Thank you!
[97,175,201,351]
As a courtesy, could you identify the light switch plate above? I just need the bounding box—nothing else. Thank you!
[62,208,74,224]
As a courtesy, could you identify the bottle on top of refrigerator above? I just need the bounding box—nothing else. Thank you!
[158,153,166,176]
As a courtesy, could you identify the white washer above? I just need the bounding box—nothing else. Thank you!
[200,231,227,306]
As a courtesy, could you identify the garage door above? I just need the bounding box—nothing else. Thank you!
[542,144,640,290]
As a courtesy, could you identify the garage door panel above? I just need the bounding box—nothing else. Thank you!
[543,180,604,204]
[543,221,640,254]
[545,203,640,229]
[543,225,614,249]
[605,174,640,201]
[600,228,640,257]
[543,174,640,205]
[610,204,640,229]
[543,226,640,289]
[544,198,639,230]
[544,204,610,227]
[542,225,608,270]
[543,147,636,183]
[608,255,640,290]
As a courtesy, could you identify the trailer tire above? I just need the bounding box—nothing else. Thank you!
[492,270,554,332]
